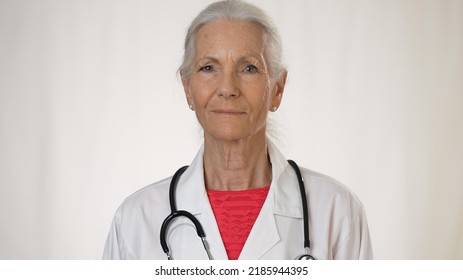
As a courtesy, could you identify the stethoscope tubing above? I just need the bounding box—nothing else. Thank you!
[160,160,315,260]
[160,165,211,258]
[287,160,310,250]
[169,165,188,213]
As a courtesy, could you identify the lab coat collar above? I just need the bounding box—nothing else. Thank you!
[176,144,207,215]
[268,140,304,219]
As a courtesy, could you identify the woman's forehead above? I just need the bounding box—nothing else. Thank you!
[194,20,266,58]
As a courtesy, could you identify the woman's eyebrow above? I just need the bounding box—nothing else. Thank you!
[197,54,263,63]
[238,54,264,63]
[196,56,220,64]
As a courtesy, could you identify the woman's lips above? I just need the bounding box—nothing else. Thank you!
[212,110,246,115]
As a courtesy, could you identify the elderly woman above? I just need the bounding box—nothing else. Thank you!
[103,0,372,260]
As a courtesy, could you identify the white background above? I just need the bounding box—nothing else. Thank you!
[0,0,462,259]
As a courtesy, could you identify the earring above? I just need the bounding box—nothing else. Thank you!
[189,104,194,110]
[271,106,278,111]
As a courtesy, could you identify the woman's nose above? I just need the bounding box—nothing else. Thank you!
[216,71,239,98]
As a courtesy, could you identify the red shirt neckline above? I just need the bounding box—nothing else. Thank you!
[206,186,270,260]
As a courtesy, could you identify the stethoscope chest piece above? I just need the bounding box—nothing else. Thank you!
[294,246,316,260]
[296,254,316,260]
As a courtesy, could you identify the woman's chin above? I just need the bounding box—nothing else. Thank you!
[204,127,266,144]
[207,133,248,143]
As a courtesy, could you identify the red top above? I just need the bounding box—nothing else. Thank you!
[206,186,270,260]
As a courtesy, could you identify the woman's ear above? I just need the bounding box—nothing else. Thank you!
[180,71,194,110]
[271,70,288,111]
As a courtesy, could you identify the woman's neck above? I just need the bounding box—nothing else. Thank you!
[203,133,272,191]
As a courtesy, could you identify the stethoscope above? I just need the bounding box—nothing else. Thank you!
[160,159,315,260]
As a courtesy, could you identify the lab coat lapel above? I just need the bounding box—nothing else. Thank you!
[175,145,228,260]
[237,190,280,259]
[238,140,303,259]
[199,200,229,259]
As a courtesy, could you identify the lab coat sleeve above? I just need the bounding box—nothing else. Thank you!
[102,214,122,260]
[333,207,373,260]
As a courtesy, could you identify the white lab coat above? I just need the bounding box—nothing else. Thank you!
[103,141,373,259]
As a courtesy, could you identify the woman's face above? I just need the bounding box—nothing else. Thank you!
[182,20,286,142]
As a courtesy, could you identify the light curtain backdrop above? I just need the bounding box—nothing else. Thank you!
[1,0,462,259]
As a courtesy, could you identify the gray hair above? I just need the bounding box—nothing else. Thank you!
[179,0,285,80]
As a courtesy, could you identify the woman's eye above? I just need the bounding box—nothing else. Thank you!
[199,65,214,72]
[244,65,258,73]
